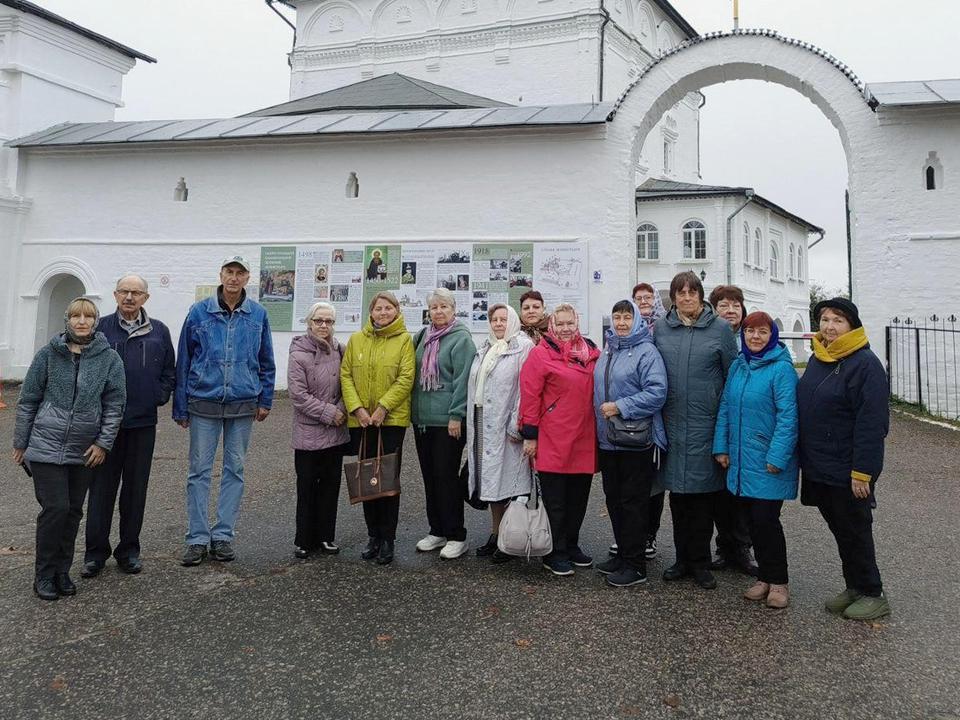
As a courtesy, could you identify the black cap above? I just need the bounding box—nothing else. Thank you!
[813,297,862,329]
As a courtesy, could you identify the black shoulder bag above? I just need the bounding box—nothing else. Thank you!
[604,350,654,451]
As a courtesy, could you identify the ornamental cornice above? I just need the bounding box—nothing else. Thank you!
[1,15,135,73]
[291,14,600,69]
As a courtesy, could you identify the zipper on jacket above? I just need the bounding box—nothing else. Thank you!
[62,354,80,464]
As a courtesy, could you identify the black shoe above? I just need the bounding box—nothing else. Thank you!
[80,560,104,578]
[663,562,690,581]
[542,557,575,576]
[644,538,658,560]
[476,534,498,557]
[608,542,619,556]
[33,578,59,601]
[596,556,624,575]
[55,573,77,596]
[569,548,593,568]
[490,549,513,564]
[294,547,310,559]
[181,544,208,567]
[376,540,394,565]
[607,567,647,587]
[210,540,236,562]
[692,567,718,590]
[117,556,142,574]
[319,542,340,555]
[732,548,759,577]
[361,538,381,561]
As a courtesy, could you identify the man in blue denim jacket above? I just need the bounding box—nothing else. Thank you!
[174,257,276,566]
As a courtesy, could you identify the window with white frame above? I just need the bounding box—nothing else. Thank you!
[637,223,659,260]
[682,220,707,260]
[769,241,779,277]
[753,228,763,268]
[788,243,795,279]
[663,140,674,175]
[743,222,750,264]
[797,246,804,280]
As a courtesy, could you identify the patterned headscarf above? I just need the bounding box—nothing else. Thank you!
[546,304,592,364]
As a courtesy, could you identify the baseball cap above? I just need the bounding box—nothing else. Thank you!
[220,255,250,272]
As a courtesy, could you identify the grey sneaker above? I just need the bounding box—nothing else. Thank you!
[181,544,208,567]
[210,540,236,562]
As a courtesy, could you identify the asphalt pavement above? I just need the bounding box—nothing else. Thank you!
[1,387,958,720]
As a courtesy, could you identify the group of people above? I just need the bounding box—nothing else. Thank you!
[12,257,892,621]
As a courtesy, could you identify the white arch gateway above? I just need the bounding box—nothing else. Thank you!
[592,29,959,362]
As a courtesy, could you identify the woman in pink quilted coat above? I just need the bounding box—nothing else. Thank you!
[287,302,350,559]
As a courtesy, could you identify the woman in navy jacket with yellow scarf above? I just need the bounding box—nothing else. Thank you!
[797,298,890,621]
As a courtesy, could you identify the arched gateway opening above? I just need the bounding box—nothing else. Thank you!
[602,30,879,314]
[35,274,86,351]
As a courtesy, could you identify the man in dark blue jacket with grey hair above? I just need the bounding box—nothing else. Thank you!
[83,273,175,578]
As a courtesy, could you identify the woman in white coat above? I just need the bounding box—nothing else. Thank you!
[467,304,535,563]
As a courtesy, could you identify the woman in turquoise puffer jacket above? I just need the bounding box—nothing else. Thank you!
[713,311,798,609]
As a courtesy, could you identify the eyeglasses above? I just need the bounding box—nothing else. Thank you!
[311,318,335,326]
[115,290,147,298]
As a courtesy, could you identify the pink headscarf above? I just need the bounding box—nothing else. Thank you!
[546,305,592,365]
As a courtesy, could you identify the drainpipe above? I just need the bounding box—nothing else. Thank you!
[725,191,754,284]
[807,229,826,249]
[266,0,297,67]
[597,0,611,102]
[696,92,706,180]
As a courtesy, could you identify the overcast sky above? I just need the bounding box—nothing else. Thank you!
[35,0,959,290]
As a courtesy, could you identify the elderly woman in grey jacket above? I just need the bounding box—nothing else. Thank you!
[13,297,126,601]
[654,272,737,590]
[467,304,534,562]
[288,302,350,559]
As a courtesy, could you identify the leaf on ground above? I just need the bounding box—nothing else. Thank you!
[241,646,256,654]
[479,605,501,620]
[514,638,533,650]
[375,634,393,644]
[867,621,888,630]
[522,586,537,596]
[0,546,17,555]
[49,675,67,691]
[619,705,643,717]
[663,693,681,709]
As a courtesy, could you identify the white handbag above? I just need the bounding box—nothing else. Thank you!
[497,472,552,559]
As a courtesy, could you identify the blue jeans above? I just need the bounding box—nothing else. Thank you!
[185,415,254,545]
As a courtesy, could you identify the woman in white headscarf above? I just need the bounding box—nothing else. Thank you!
[466,303,535,562]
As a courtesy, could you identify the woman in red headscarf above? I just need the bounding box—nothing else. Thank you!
[519,303,600,576]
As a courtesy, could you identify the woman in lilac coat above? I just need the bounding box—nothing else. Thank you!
[287,302,350,558]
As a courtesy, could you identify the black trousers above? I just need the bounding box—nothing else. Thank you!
[669,491,719,569]
[414,426,467,542]
[85,425,156,564]
[539,471,592,562]
[743,498,788,584]
[350,426,405,542]
[713,486,752,556]
[811,481,883,597]
[649,491,665,541]
[294,447,344,549]
[32,462,93,579]
[600,448,655,570]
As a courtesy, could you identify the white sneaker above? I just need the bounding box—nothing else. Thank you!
[416,534,447,552]
[439,540,469,559]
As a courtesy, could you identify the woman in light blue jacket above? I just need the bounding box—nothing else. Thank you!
[593,300,667,588]
[713,311,798,609]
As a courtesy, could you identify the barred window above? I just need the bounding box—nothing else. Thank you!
[682,220,706,260]
[637,223,659,260]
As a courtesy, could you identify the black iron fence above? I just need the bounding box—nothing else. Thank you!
[886,315,960,421]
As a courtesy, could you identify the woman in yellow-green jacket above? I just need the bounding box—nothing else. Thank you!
[340,291,416,565]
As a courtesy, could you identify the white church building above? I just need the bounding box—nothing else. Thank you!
[1,0,958,387]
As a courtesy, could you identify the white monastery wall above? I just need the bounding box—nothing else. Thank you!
[5,127,617,384]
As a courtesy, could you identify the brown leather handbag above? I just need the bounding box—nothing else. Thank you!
[344,429,401,505]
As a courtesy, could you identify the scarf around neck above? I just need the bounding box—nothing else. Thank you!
[522,315,549,344]
[640,291,666,332]
[419,320,459,391]
[475,305,522,404]
[546,307,591,364]
[812,326,869,363]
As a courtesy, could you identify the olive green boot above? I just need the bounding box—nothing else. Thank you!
[825,588,862,615]
[843,593,891,621]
